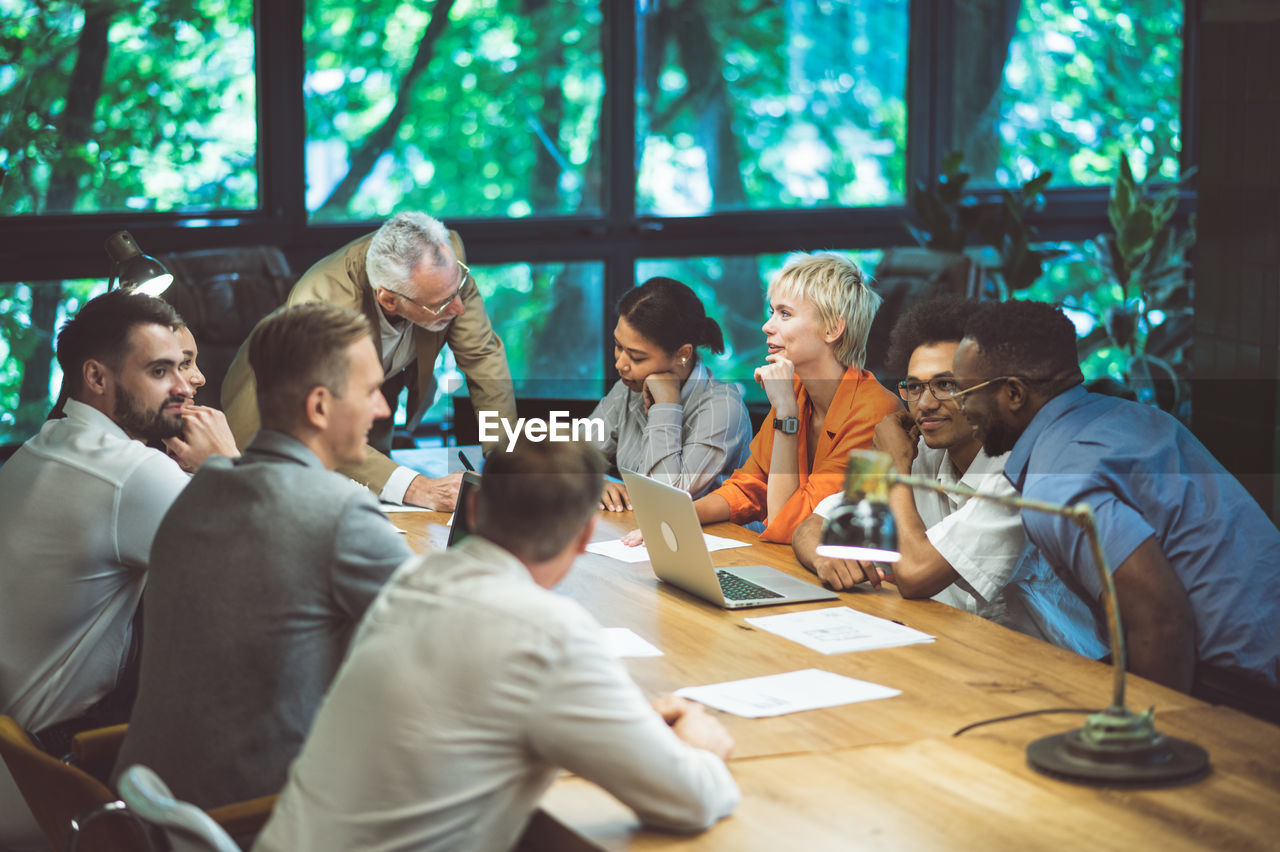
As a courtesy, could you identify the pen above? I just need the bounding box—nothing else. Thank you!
[458,450,475,472]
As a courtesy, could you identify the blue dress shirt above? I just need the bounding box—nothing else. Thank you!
[1004,386,1280,687]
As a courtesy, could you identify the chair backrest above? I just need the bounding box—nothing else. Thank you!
[116,766,240,852]
[157,246,296,411]
[0,716,144,852]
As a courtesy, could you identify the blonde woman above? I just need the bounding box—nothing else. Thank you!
[692,253,899,543]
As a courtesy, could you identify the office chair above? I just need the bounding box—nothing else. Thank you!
[116,766,243,852]
[0,715,145,852]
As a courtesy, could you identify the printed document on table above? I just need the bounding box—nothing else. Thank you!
[745,606,934,655]
[677,669,899,718]
[586,533,748,564]
[379,503,433,514]
[601,628,664,658]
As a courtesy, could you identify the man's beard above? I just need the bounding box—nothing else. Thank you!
[978,416,1020,457]
[114,384,184,441]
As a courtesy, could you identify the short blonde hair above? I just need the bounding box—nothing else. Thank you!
[768,252,882,369]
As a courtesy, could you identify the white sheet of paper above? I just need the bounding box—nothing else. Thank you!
[586,533,748,563]
[676,669,900,718]
[379,503,433,514]
[744,606,935,655]
[601,628,664,658]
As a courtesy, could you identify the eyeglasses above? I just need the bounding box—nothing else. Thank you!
[400,260,470,317]
[897,377,961,402]
[950,376,1014,410]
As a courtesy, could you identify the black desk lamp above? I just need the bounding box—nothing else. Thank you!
[819,449,1209,785]
[105,230,173,296]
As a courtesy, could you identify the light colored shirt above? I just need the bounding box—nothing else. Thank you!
[589,363,752,499]
[254,536,739,852]
[1006,385,1280,687]
[0,399,189,732]
[375,306,430,505]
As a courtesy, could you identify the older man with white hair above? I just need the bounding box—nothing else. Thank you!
[222,212,516,509]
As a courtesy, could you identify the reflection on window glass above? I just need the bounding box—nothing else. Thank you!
[0,1,257,216]
[636,0,908,216]
[420,261,604,425]
[305,0,604,222]
[952,0,1183,187]
[0,280,106,445]
[635,251,883,402]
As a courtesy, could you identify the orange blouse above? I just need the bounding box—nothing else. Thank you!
[710,366,902,543]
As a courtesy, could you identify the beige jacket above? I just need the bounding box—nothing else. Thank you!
[221,230,516,493]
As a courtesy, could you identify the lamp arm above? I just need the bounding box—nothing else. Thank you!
[887,473,1126,710]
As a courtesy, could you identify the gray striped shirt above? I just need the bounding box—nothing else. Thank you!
[589,364,752,499]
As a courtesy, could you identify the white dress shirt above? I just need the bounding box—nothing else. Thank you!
[0,399,189,732]
[254,536,739,852]
[589,363,752,499]
[375,308,429,504]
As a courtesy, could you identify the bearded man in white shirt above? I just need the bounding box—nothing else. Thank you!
[0,289,195,751]
[254,439,739,852]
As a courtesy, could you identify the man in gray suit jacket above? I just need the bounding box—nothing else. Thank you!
[112,303,414,809]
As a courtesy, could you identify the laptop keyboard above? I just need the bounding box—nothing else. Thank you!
[717,570,784,601]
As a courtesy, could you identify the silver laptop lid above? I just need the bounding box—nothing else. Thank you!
[621,470,728,605]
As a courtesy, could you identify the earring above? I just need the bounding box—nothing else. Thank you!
[681,358,687,365]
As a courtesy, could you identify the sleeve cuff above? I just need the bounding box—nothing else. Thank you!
[379,465,419,504]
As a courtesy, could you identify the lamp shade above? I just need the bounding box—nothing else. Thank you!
[817,449,901,562]
[105,231,174,296]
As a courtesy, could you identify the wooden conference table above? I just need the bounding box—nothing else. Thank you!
[391,509,1280,851]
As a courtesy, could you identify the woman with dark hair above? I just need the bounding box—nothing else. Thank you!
[590,277,752,509]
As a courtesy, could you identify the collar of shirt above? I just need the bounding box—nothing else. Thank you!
[1004,384,1090,492]
[397,534,537,596]
[375,301,416,377]
[61,398,131,441]
[241,429,329,470]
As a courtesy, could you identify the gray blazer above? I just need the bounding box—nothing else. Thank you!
[112,430,413,809]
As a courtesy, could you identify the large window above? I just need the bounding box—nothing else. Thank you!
[304,0,604,221]
[952,0,1184,186]
[0,0,257,215]
[636,0,909,214]
[0,0,1193,450]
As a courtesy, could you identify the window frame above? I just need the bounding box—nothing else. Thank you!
[0,0,1198,445]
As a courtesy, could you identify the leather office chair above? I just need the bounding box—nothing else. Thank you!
[0,715,145,852]
[157,246,296,412]
[1,717,278,852]
[116,766,242,852]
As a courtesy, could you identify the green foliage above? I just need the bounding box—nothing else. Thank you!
[0,280,104,443]
[637,0,909,213]
[961,0,1183,188]
[0,0,256,215]
[907,153,1058,296]
[304,0,604,220]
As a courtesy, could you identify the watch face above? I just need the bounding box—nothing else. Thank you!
[774,416,799,434]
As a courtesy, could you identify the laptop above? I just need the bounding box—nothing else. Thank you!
[446,471,483,548]
[621,470,838,609]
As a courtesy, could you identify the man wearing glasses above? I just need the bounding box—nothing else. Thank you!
[792,299,1102,657]
[952,299,1279,721]
[222,212,516,510]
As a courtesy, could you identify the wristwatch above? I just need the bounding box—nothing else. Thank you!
[773,416,800,435]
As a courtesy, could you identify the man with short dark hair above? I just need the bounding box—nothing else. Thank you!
[221,211,516,509]
[254,440,740,852]
[113,302,413,809]
[953,299,1280,717]
[791,298,1102,655]
[0,289,192,745]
